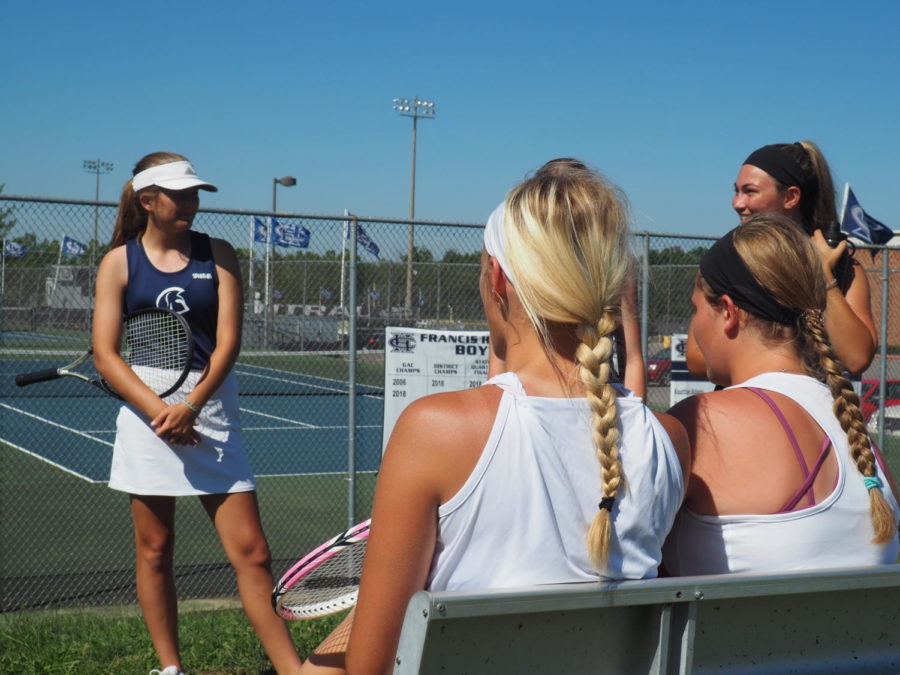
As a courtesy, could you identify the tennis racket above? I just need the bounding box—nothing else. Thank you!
[15,307,194,400]
[273,519,371,620]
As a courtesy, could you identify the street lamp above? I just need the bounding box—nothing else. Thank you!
[83,158,113,302]
[273,175,297,213]
[393,96,436,311]
[264,176,297,347]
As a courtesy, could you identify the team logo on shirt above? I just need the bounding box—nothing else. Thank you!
[156,287,190,314]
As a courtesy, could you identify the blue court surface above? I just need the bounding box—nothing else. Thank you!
[1,357,385,483]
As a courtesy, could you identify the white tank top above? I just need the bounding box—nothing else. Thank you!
[663,372,900,575]
[426,372,685,591]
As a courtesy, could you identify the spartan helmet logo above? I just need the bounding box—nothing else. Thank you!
[156,287,190,314]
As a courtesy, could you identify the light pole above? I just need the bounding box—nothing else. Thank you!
[393,96,436,311]
[83,158,113,303]
[264,176,297,346]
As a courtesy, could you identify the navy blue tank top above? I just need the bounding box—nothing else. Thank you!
[125,231,218,370]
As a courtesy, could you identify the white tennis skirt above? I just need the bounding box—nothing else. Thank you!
[108,370,256,496]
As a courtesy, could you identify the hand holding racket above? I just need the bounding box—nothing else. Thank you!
[15,307,194,401]
[273,519,371,620]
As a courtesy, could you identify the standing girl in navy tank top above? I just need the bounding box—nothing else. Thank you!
[93,153,302,675]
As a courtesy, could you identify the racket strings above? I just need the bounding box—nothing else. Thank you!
[123,311,192,395]
[277,539,367,619]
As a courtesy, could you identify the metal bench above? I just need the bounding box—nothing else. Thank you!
[393,564,900,674]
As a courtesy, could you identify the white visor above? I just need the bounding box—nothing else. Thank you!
[484,201,516,285]
[132,160,218,192]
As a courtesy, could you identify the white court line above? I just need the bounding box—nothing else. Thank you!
[239,406,320,428]
[0,437,102,483]
[234,368,348,394]
[254,469,378,478]
[0,402,114,447]
[242,424,381,431]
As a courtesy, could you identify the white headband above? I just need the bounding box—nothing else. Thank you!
[132,160,218,193]
[483,201,516,285]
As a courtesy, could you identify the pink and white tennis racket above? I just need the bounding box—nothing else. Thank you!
[272,519,371,620]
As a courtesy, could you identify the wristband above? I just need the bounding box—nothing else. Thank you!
[182,399,201,415]
[825,278,839,291]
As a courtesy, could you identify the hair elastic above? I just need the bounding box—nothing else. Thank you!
[598,497,615,512]
[863,476,883,491]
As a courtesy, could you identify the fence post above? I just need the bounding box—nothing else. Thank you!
[640,232,650,363]
[877,246,890,450]
[348,217,359,528]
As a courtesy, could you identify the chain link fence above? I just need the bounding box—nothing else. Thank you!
[1,195,898,611]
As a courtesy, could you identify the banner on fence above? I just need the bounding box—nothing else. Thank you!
[382,327,490,451]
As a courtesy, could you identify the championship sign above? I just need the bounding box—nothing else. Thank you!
[382,327,490,451]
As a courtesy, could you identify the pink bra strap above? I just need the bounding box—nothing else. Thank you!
[779,435,832,513]
[745,387,828,510]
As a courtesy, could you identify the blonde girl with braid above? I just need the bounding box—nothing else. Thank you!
[300,164,689,675]
[663,214,898,577]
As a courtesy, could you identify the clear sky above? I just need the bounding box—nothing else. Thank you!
[2,0,898,236]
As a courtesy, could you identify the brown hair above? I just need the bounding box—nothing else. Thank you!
[701,213,895,542]
[771,140,838,234]
[503,164,631,567]
[110,152,189,247]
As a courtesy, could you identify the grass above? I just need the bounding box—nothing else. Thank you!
[0,602,347,674]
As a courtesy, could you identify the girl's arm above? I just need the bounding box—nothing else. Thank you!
[150,238,243,439]
[619,270,646,399]
[811,231,877,374]
[342,385,499,674]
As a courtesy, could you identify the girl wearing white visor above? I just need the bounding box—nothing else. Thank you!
[93,152,302,675]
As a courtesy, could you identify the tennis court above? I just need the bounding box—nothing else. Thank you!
[0,339,386,611]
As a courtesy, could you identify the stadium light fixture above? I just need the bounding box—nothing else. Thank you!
[393,96,437,310]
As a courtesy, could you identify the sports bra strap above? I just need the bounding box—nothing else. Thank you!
[745,387,831,511]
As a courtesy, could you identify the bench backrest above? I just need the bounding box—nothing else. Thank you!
[393,564,900,674]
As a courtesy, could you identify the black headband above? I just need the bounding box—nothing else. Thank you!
[743,143,817,202]
[699,228,798,324]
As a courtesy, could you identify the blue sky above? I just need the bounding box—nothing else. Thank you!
[2,1,898,236]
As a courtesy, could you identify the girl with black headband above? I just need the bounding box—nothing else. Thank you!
[688,141,876,376]
[662,215,898,576]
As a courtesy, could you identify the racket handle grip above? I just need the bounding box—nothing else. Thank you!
[16,369,61,386]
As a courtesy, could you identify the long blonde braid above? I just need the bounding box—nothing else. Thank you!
[576,312,624,567]
[502,164,631,568]
[802,310,897,543]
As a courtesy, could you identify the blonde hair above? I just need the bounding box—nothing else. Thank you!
[111,152,190,247]
[502,164,631,567]
[702,214,895,543]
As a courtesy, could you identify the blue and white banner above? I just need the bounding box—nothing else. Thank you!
[253,217,270,243]
[357,226,380,258]
[3,240,26,258]
[842,186,894,248]
[345,220,381,259]
[62,236,87,255]
[272,218,310,248]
